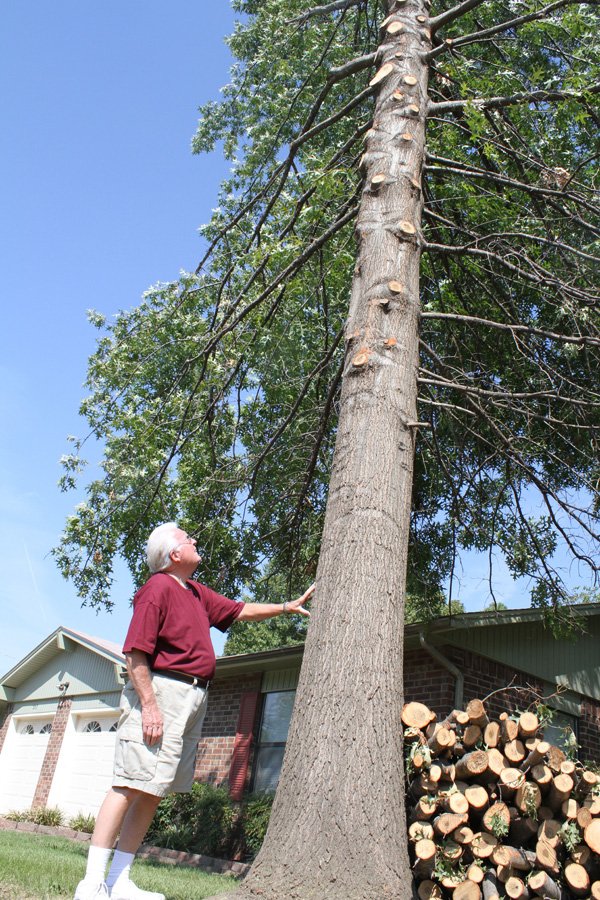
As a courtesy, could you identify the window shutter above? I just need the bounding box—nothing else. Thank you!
[228,690,260,800]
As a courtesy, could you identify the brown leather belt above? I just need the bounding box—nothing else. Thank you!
[152,669,211,689]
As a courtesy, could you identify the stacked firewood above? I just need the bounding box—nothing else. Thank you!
[403,699,600,899]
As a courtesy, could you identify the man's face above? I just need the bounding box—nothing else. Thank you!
[171,529,201,569]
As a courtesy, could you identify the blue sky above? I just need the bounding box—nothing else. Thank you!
[0,1,236,671]
[0,3,594,675]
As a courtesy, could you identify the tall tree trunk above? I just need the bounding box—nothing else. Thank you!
[218,3,429,897]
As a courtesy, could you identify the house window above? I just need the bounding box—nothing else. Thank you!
[109,721,119,732]
[22,724,35,735]
[544,710,579,756]
[84,721,102,733]
[253,690,296,793]
[39,724,52,734]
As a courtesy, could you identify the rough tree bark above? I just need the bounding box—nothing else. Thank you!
[214,2,429,897]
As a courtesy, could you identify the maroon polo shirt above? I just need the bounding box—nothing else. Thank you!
[122,572,244,679]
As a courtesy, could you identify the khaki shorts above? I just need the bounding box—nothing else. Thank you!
[112,673,209,797]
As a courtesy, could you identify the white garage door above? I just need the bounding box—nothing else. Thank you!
[48,711,119,819]
[0,717,53,813]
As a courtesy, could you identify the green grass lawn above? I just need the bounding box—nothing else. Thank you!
[0,831,236,899]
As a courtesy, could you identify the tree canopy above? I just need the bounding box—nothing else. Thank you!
[54,1,599,896]
[55,0,599,623]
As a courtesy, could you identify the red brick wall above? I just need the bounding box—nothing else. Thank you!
[446,646,546,719]
[403,649,455,713]
[579,697,600,763]
[439,646,599,763]
[195,674,261,786]
[32,697,72,808]
[0,705,13,753]
[193,647,600,792]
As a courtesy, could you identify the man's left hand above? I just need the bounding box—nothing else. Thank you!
[286,583,315,617]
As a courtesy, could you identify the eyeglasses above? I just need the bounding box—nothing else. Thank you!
[170,535,196,553]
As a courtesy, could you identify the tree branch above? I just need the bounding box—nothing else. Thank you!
[429,84,600,115]
[420,312,600,348]
[290,0,363,26]
[428,0,585,57]
[430,0,489,36]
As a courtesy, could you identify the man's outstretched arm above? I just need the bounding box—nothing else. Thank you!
[236,583,315,622]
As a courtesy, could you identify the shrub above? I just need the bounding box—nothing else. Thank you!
[69,812,96,833]
[6,807,64,826]
[241,793,273,858]
[30,806,64,827]
[145,784,275,861]
[5,810,28,822]
[146,783,236,858]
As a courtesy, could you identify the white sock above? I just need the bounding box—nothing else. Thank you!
[84,845,112,882]
[106,849,135,890]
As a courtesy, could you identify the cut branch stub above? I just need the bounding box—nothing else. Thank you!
[407,104,420,116]
[352,349,370,368]
[386,20,405,34]
[370,173,387,191]
[400,132,413,142]
[393,221,417,240]
[383,337,398,348]
[370,62,395,87]
[370,296,390,308]
[403,74,418,86]
[388,280,405,295]
[392,90,405,102]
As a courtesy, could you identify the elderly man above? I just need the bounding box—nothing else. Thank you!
[74,522,313,900]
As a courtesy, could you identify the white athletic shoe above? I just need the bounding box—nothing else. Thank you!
[74,881,109,900]
[109,881,166,900]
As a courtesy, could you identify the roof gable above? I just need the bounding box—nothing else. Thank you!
[0,627,125,703]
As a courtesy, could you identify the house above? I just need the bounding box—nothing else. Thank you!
[0,628,126,817]
[1,605,599,817]
[195,603,600,797]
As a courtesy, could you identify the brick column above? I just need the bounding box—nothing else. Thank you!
[579,697,600,762]
[0,704,14,754]
[32,697,72,808]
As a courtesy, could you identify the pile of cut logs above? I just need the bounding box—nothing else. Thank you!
[403,699,600,899]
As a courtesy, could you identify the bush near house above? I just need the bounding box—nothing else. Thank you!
[145,784,274,861]
[5,806,64,827]
[5,807,95,833]
[68,812,96,833]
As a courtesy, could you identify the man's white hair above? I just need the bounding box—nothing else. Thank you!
[146,522,180,574]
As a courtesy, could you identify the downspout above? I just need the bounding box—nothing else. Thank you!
[419,631,464,711]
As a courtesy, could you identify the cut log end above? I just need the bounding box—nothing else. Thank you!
[584,817,600,854]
